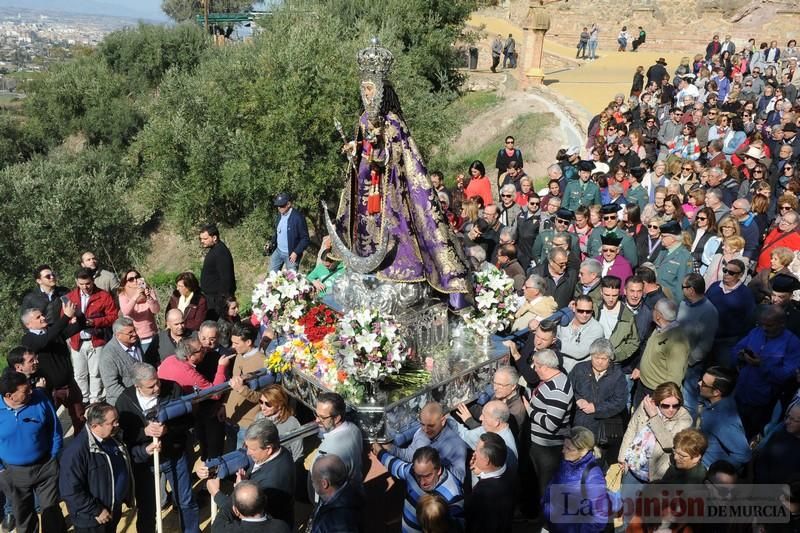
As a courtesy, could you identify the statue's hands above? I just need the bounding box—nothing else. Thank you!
[342,141,357,158]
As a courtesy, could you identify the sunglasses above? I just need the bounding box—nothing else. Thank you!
[682,167,693,171]
[556,218,570,225]
[722,268,742,275]
[753,170,764,174]
[602,215,617,221]
[601,247,618,253]
[648,224,660,229]
[259,400,272,406]
[505,140,514,145]
[780,205,793,211]
[127,275,141,282]
[575,308,594,314]
[41,274,56,279]
[786,166,794,170]
[529,201,541,206]
[695,216,707,221]
[659,402,680,409]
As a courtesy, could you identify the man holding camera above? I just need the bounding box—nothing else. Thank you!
[116,363,199,533]
[267,192,310,273]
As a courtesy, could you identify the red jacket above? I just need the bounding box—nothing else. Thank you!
[157,354,227,394]
[65,288,118,350]
[757,228,800,272]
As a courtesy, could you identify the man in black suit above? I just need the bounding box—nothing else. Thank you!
[199,223,236,320]
[310,454,363,533]
[115,363,199,533]
[20,264,69,325]
[20,301,85,432]
[465,432,514,533]
[211,481,290,533]
[203,419,295,529]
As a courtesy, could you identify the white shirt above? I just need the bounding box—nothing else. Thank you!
[118,339,142,362]
[477,463,507,480]
[135,391,158,412]
[242,348,260,359]
[598,304,620,338]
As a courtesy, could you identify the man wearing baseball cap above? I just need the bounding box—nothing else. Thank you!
[267,192,310,272]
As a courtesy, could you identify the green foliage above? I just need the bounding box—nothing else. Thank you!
[98,23,210,92]
[131,0,474,245]
[0,113,47,169]
[23,56,144,148]
[0,148,146,353]
[161,0,254,22]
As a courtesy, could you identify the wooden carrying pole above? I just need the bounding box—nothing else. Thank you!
[153,437,163,533]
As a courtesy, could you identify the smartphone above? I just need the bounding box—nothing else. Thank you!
[138,279,147,289]
[60,295,70,306]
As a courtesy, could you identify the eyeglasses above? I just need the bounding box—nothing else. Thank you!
[41,274,56,279]
[555,218,570,225]
[315,412,335,421]
[722,268,742,275]
[659,402,680,410]
[695,216,707,221]
[681,285,692,289]
[554,261,568,268]
[753,170,764,174]
[698,380,716,389]
[780,205,793,211]
[601,247,617,253]
[575,308,594,314]
[682,167,693,171]
[602,215,617,221]
[505,140,514,145]
[501,194,513,198]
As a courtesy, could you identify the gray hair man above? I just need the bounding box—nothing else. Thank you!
[99,316,153,406]
[526,349,574,498]
[633,298,690,407]
[575,258,603,307]
[210,480,291,532]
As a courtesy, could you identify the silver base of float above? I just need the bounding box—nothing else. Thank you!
[280,274,510,442]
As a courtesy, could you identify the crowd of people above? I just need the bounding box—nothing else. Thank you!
[3,32,800,533]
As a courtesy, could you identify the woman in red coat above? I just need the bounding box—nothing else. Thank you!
[165,271,208,332]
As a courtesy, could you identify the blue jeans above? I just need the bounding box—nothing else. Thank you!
[161,455,199,533]
[269,249,297,272]
[682,363,705,420]
[588,40,597,59]
[134,454,199,533]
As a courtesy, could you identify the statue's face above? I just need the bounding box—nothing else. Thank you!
[361,81,376,106]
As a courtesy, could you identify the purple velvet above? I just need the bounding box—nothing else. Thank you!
[336,112,468,295]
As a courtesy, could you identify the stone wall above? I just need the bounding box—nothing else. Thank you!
[501,0,799,51]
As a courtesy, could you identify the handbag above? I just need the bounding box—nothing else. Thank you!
[591,378,626,447]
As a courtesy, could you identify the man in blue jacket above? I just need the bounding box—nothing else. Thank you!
[697,366,751,470]
[269,192,310,272]
[0,370,66,533]
[59,402,133,533]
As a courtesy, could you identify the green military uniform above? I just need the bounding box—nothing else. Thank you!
[563,179,602,211]
[654,243,693,302]
[532,229,580,263]
[587,227,638,267]
[625,183,649,211]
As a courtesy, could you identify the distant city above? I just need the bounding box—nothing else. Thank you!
[0,6,162,92]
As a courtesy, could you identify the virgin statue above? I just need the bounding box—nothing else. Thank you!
[324,39,469,305]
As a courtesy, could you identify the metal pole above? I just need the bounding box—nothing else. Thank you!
[153,437,163,533]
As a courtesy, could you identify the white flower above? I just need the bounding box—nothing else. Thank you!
[355,332,380,354]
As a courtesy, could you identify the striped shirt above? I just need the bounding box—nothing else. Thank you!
[378,450,464,533]
[529,372,574,446]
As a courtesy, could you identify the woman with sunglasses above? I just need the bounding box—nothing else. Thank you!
[777,159,799,197]
[704,235,748,286]
[117,269,160,353]
[256,385,303,462]
[636,215,664,264]
[689,206,718,273]
[618,382,692,487]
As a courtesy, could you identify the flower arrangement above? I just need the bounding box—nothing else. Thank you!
[336,308,407,382]
[265,349,292,374]
[251,270,316,334]
[268,336,349,390]
[297,304,339,343]
[463,265,519,338]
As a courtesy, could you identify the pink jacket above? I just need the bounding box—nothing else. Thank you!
[157,354,228,394]
[119,292,160,339]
